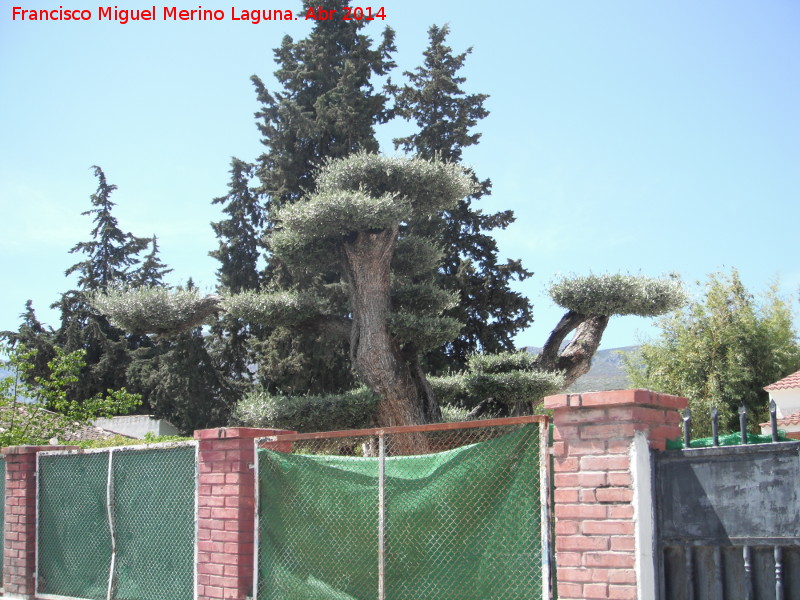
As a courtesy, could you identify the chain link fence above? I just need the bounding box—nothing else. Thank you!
[36,443,197,600]
[255,416,550,600]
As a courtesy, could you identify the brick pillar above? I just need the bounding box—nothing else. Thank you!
[2,445,77,600]
[544,389,687,600]
[194,427,294,600]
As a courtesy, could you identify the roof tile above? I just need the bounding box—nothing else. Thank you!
[764,370,800,391]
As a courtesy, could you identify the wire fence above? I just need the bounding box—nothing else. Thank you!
[254,416,551,600]
[36,443,197,600]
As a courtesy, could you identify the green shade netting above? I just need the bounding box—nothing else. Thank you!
[37,447,195,600]
[257,424,543,600]
[38,452,112,599]
[666,431,792,449]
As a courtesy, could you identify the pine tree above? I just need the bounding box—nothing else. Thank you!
[127,280,238,433]
[210,159,263,294]
[392,25,533,372]
[66,166,149,291]
[251,0,396,211]
[208,159,264,388]
[133,236,172,287]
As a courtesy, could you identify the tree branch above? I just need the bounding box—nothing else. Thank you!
[536,310,585,368]
[536,314,610,389]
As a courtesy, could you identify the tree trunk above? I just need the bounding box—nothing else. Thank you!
[535,311,611,390]
[341,227,431,436]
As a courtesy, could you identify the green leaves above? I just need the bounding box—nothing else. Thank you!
[90,287,221,335]
[223,290,329,327]
[623,269,800,436]
[231,386,380,432]
[429,351,565,411]
[549,273,686,317]
[0,344,140,447]
[314,152,475,215]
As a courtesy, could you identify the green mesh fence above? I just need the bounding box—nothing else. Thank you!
[37,445,196,600]
[257,422,546,600]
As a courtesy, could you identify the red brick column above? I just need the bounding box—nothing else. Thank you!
[194,427,294,600]
[544,389,687,600]
[2,445,77,600]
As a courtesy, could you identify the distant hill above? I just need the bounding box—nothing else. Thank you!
[525,345,639,394]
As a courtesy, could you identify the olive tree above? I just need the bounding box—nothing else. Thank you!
[93,155,685,430]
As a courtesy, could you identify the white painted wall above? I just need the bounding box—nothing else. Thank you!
[769,388,800,418]
[630,431,656,600]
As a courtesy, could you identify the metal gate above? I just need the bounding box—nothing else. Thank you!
[254,416,553,600]
[36,443,198,600]
[654,440,800,599]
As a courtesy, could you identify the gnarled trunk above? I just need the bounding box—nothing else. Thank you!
[341,227,433,433]
[535,310,611,389]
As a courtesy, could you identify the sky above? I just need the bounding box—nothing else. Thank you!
[1,0,799,352]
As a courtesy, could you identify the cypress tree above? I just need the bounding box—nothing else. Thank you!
[235,0,396,394]
[208,158,264,389]
[392,25,533,372]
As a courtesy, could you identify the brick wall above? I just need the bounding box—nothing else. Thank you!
[2,445,77,600]
[545,389,687,600]
[194,427,294,600]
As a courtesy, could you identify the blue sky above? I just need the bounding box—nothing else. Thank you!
[1,0,799,351]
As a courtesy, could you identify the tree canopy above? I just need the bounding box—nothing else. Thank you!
[624,269,800,436]
[0,343,140,447]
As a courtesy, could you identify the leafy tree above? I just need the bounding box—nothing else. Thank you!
[0,343,140,447]
[93,158,684,431]
[224,0,397,395]
[391,24,533,371]
[623,270,800,436]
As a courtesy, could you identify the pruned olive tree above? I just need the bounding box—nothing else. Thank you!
[93,155,686,431]
[95,153,473,428]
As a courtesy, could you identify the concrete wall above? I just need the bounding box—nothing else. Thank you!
[93,415,181,439]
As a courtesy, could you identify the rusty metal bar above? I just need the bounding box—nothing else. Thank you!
[260,414,548,443]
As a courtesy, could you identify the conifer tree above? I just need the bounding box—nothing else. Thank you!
[210,158,263,294]
[226,1,396,394]
[251,0,396,211]
[392,25,532,372]
[127,280,238,433]
[208,159,264,388]
[133,236,172,287]
[50,167,152,403]
[66,166,150,291]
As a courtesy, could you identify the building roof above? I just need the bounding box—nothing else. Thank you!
[760,409,800,429]
[0,406,134,444]
[764,370,800,392]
